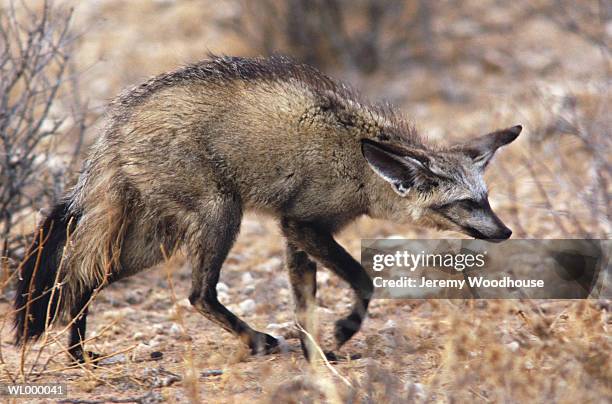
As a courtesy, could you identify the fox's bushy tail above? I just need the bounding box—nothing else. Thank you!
[14,201,80,344]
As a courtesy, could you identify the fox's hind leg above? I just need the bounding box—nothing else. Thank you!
[68,292,94,363]
[67,289,101,363]
[188,195,279,355]
[66,212,168,364]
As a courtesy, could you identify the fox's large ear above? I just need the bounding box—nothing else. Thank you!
[455,125,522,169]
[361,139,438,196]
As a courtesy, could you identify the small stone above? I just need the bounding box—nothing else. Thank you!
[201,369,223,377]
[275,336,289,353]
[239,299,256,313]
[169,323,183,336]
[241,272,254,284]
[256,257,282,272]
[217,291,230,303]
[506,341,520,352]
[216,282,229,294]
[98,353,126,365]
[266,321,292,331]
[272,277,289,289]
[383,319,396,328]
[133,343,152,359]
[13,247,25,258]
[126,290,145,305]
[152,324,166,334]
[317,271,330,285]
[149,335,165,347]
[142,367,180,387]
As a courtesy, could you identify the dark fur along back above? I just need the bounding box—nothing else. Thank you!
[114,55,351,110]
[111,54,413,138]
[14,202,79,344]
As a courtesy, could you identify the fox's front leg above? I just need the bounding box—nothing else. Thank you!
[281,219,373,355]
[285,240,318,360]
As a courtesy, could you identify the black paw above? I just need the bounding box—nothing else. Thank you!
[324,350,340,362]
[323,351,362,363]
[250,333,279,355]
[334,314,361,347]
[70,350,102,364]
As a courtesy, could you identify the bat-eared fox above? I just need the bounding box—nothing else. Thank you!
[14,55,521,363]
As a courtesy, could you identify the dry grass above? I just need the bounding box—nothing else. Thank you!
[0,0,610,402]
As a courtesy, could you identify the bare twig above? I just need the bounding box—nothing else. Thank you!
[294,322,353,389]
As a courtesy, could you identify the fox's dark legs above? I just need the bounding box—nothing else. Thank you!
[68,289,99,363]
[285,241,318,359]
[282,219,373,353]
[188,196,278,354]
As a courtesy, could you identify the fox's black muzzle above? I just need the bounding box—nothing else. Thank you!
[469,226,512,243]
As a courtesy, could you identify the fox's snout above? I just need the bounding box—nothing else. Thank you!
[468,224,512,242]
[492,226,512,240]
[426,197,514,242]
[460,205,513,242]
